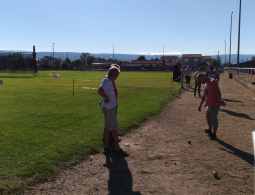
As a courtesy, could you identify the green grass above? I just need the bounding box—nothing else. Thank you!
[0,70,184,193]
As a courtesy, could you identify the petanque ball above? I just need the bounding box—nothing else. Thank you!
[213,172,218,177]
[187,140,191,144]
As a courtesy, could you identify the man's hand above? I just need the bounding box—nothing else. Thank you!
[98,87,110,103]
[198,105,202,112]
[104,96,110,103]
[220,100,226,106]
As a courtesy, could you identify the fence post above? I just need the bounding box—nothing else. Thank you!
[251,69,253,82]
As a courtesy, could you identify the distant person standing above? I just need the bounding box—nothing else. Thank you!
[181,66,185,89]
[194,68,202,98]
[206,66,220,82]
[185,65,191,87]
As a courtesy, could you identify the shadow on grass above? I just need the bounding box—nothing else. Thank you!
[217,139,254,166]
[0,75,35,78]
[103,153,142,195]
[219,108,254,120]
[222,98,242,103]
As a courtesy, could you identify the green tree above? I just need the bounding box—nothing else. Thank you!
[80,52,90,65]
[73,59,82,68]
[87,55,95,68]
[55,59,61,69]
[137,55,146,60]
[211,56,222,67]
[62,57,72,69]
[95,57,106,61]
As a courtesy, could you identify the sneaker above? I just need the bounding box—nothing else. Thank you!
[204,129,212,135]
[181,86,185,89]
[210,133,217,140]
[115,149,129,157]
[199,95,202,98]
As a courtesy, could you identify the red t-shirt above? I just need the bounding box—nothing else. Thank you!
[112,81,118,102]
[204,78,220,107]
[105,75,118,102]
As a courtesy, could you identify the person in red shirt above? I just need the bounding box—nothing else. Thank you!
[197,74,224,140]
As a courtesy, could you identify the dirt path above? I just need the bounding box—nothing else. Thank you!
[26,74,255,195]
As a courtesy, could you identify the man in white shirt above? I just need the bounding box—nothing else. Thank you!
[194,68,202,98]
[180,66,185,89]
[185,65,191,87]
[98,67,128,156]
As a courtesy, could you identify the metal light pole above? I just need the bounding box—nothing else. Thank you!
[224,40,226,65]
[229,12,233,66]
[237,0,241,70]
[53,43,55,69]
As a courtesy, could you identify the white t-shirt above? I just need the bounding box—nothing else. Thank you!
[99,77,117,109]
[185,68,191,76]
[194,71,201,81]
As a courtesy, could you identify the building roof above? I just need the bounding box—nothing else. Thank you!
[182,54,202,58]
[160,56,178,60]
[92,60,129,65]
[201,56,211,59]
[130,60,163,64]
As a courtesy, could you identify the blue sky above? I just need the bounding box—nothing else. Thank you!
[1,0,254,57]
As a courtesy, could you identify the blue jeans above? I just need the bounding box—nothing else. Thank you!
[194,81,201,97]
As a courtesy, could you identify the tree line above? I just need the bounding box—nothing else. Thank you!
[60,52,117,69]
[0,52,36,70]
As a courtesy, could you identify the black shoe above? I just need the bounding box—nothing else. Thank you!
[204,129,212,135]
[194,94,196,97]
[210,133,217,140]
[181,86,185,89]
[199,95,201,98]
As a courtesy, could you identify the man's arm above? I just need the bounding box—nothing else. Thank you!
[198,92,206,112]
[217,72,220,82]
[97,87,110,103]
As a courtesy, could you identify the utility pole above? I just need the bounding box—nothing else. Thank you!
[224,40,226,65]
[229,12,233,66]
[237,0,241,70]
[218,50,219,67]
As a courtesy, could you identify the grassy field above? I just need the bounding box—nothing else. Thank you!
[0,70,184,193]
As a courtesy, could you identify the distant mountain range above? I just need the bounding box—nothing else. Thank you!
[35,52,254,64]
[1,51,254,64]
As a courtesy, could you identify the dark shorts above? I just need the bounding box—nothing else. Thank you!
[185,76,190,83]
